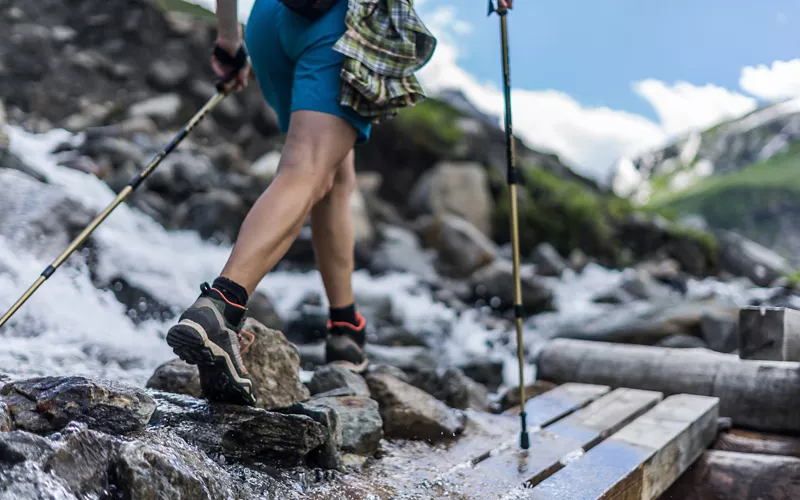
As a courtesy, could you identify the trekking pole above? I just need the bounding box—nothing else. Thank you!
[0,89,228,330]
[489,0,529,450]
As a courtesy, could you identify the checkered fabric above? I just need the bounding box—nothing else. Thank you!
[333,0,437,123]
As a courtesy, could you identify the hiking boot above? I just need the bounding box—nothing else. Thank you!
[325,312,368,373]
[166,282,256,406]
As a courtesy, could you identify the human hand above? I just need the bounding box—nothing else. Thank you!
[211,37,251,93]
[497,0,513,12]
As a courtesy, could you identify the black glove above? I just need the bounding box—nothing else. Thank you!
[213,43,249,93]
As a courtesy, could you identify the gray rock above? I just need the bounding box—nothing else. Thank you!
[470,259,555,314]
[365,344,438,373]
[0,401,11,432]
[421,214,497,278]
[246,291,284,331]
[145,359,201,398]
[716,229,793,287]
[149,390,325,465]
[240,319,310,410]
[620,269,676,300]
[311,387,358,399]
[173,190,247,243]
[0,376,155,435]
[459,359,505,393]
[531,243,568,277]
[128,94,182,124]
[0,462,76,500]
[0,431,55,466]
[366,364,410,384]
[365,373,464,443]
[409,162,493,236]
[309,396,383,456]
[407,368,489,411]
[370,225,439,281]
[308,365,370,398]
[279,401,342,470]
[147,59,190,90]
[700,312,739,353]
[656,334,709,349]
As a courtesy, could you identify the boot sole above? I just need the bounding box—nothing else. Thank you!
[166,320,256,406]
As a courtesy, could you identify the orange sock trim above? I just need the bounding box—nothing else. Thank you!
[327,312,366,330]
[211,287,246,310]
[239,329,256,355]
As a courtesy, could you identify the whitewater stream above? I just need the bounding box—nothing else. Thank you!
[0,125,779,396]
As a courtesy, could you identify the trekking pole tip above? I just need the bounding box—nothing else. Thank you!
[519,411,530,449]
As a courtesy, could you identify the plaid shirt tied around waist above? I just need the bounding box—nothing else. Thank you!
[333,0,437,123]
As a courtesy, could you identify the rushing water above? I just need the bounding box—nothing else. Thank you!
[0,125,779,395]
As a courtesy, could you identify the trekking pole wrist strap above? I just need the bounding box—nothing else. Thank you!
[213,44,249,92]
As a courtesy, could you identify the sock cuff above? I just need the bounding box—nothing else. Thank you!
[212,276,249,308]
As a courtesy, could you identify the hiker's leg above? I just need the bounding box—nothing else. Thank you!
[310,149,357,309]
[219,111,357,293]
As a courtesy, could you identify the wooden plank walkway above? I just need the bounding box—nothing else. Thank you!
[365,383,720,499]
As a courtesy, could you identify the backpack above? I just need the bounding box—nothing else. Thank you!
[278,0,341,21]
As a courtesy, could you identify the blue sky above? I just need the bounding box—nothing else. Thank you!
[443,0,799,122]
[193,0,800,181]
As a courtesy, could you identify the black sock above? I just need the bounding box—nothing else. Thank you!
[212,277,249,307]
[329,303,357,326]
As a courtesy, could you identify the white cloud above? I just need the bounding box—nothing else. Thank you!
[632,79,757,136]
[740,59,800,101]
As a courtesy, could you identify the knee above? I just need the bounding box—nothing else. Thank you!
[329,157,357,198]
[275,157,338,203]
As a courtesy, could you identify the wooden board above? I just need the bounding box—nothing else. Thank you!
[388,383,611,497]
[712,429,800,458]
[435,388,663,499]
[521,394,720,500]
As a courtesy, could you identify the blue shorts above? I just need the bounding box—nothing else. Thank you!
[244,0,372,144]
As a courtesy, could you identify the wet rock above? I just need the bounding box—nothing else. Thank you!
[459,359,505,393]
[0,376,155,435]
[309,396,383,456]
[470,259,555,313]
[173,189,247,243]
[531,242,568,277]
[407,368,489,411]
[701,311,739,353]
[716,229,793,287]
[619,269,676,300]
[421,214,497,278]
[365,373,464,443]
[366,364,410,384]
[145,359,201,398]
[1,143,46,182]
[409,161,493,236]
[657,334,709,349]
[369,225,439,281]
[149,390,325,465]
[240,318,311,410]
[146,59,190,90]
[102,276,175,324]
[127,93,182,124]
[0,462,76,500]
[308,365,370,398]
[365,345,438,373]
[246,291,284,331]
[491,381,558,414]
[0,431,55,466]
[0,402,11,432]
[281,401,342,470]
[311,387,358,399]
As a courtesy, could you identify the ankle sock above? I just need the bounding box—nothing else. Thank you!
[212,277,249,308]
[329,303,358,327]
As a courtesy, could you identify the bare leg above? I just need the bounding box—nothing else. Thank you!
[311,149,357,308]
[219,110,357,293]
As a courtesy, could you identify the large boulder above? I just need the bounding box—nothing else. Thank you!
[307,365,370,398]
[240,319,311,410]
[365,373,464,443]
[420,214,498,278]
[0,376,155,435]
[715,229,793,287]
[407,368,490,411]
[409,161,493,236]
[149,391,326,465]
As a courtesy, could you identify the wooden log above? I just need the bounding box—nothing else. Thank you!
[537,338,800,434]
[712,429,800,458]
[438,388,662,498]
[392,383,611,498]
[523,394,720,500]
[659,450,800,500]
[739,306,800,361]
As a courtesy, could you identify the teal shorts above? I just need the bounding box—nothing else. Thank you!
[244,0,372,144]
